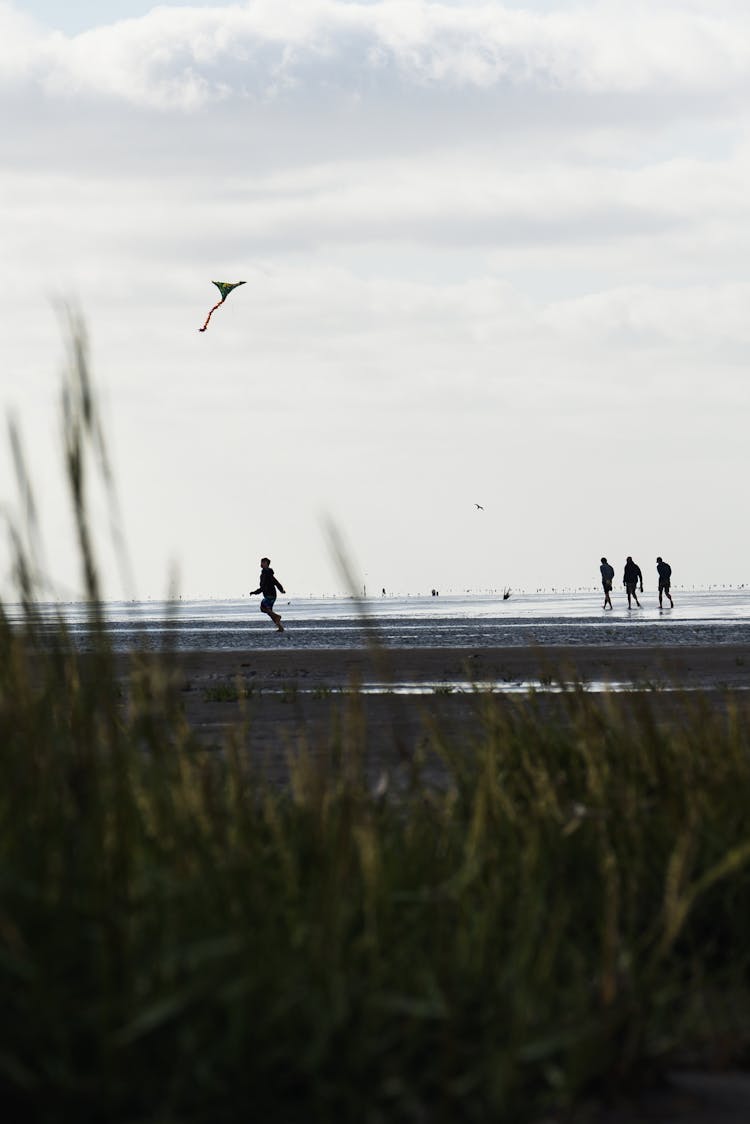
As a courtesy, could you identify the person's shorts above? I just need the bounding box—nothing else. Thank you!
[261,595,276,611]
[602,580,612,593]
[625,582,637,595]
[658,580,670,593]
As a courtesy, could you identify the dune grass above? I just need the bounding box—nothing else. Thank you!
[1,322,750,1122]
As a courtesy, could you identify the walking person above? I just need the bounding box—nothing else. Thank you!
[251,557,286,632]
[656,556,674,609]
[600,557,615,610]
[623,556,643,609]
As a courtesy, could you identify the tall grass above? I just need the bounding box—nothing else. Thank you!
[2,322,750,1122]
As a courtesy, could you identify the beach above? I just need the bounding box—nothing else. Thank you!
[162,641,750,691]
[119,642,750,787]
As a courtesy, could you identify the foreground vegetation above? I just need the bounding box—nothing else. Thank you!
[3,626,750,1123]
[1,322,750,1122]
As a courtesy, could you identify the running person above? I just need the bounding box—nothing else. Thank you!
[656,556,674,609]
[251,557,286,631]
[623,556,643,609]
[600,557,615,610]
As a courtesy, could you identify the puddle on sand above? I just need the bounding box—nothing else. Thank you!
[268,680,750,696]
[266,679,723,696]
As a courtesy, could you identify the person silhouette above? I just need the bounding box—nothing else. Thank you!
[250,557,286,631]
[623,556,643,609]
[656,557,674,609]
[600,557,615,610]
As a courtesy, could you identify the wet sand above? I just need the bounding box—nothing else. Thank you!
[157,642,750,692]
[117,644,750,786]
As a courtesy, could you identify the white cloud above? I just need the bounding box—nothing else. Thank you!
[3,0,750,111]
[542,283,750,352]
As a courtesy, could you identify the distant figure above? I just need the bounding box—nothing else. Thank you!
[250,556,286,632]
[600,557,615,610]
[382,588,386,596]
[656,557,674,609]
[623,556,643,609]
[475,503,484,510]
[503,587,511,601]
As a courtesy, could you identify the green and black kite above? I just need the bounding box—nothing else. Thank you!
[199,280,246,332]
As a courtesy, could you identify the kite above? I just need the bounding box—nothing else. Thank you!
[198,280,246,332]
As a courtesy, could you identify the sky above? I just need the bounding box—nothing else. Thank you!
[1,0,749,599]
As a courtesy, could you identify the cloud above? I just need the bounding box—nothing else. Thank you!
[541,283,750,365]
[4,1,749,186]
[3,0,750,112]
[7,138,750,289]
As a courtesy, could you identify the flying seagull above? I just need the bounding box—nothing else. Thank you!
[475,503,484,510]
[199,280,246,332]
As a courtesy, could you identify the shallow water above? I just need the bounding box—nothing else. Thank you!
[10,589,750,652]
[262,681,750,696]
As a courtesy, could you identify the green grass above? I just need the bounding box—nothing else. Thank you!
[3,636,750,1123]
[1,319,750,1122]
[202,681,256,703]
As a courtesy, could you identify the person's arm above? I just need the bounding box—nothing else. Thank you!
[274,576,286,593]
[250,587,261,595]
[638,567,643,591]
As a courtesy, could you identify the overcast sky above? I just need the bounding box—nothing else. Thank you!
[1,0,748,599]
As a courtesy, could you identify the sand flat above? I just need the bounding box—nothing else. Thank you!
[107,644,750,786]
[126,642,750,691]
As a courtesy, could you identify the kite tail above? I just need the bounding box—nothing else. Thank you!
[198,298,225,332]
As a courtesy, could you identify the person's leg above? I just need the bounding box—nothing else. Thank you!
[261,597,282,627]
[266,597,284,629]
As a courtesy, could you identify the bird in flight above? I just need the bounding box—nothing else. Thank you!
[475,503,484,510]
[198,280,246,332]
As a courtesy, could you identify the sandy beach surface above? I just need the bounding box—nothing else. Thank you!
[115,643,750,788]
[159,642,750,691]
